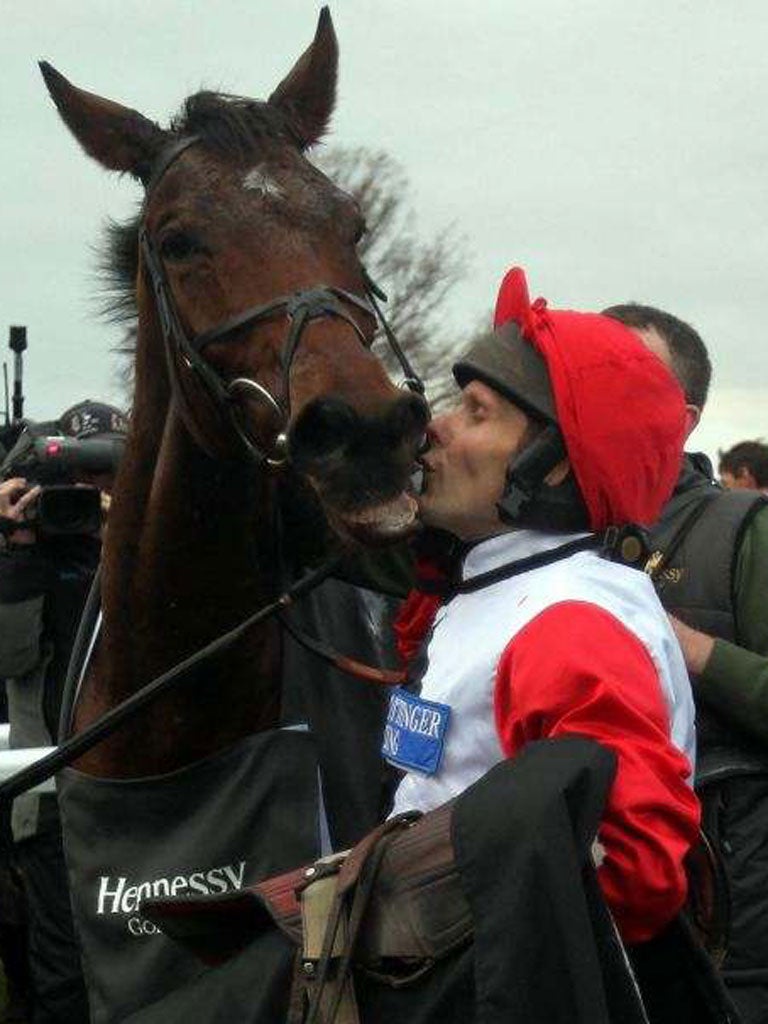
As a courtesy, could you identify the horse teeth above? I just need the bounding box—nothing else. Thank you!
[343,492,418,535]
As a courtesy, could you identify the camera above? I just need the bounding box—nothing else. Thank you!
[2,433,125,535]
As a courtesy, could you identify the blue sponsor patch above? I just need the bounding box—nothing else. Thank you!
[382,688,451,776]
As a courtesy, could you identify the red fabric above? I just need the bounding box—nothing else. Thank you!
[493,265,532,327]
[393,555,448,666]
[393,589,443,666]
[493,600,700,944]
[493,267,687,530]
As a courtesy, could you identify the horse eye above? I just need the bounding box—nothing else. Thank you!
[159,230,201,262]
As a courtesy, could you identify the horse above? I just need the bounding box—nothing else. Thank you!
[39,9,428,1020]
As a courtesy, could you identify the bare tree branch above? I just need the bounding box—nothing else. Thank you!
[315,145,474,408]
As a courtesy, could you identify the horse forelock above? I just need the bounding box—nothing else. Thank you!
[174,91,302,157]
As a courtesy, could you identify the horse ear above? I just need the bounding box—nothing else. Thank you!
[268,7,338,149]
[39,62,166,180]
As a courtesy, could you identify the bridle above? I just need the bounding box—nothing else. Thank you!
[139,136,425,467]
[139,135,424,675]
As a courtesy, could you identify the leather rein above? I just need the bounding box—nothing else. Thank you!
[0,136,417,802]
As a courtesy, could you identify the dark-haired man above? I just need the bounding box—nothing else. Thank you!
[604,303,768,1023]
[0,399,126,1024]
[718,439,768,493]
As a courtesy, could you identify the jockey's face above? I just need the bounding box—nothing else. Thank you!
[418,380,533,541]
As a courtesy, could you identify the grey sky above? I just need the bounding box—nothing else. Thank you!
[3,1,767,462]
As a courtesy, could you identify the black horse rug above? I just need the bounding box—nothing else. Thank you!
[56,578,399,1023]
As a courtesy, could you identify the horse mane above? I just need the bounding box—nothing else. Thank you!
[97,90,301,351]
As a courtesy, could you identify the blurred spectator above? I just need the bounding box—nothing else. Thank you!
[718,440,768,493]
[0,400,126,1024]
[604,303,768,1024]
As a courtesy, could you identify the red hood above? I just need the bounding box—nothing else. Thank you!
[494,267,686,530]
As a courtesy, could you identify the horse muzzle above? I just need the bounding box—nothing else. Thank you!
[288,391,429,543]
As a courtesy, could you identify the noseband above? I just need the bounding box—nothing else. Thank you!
[139,136,424,468]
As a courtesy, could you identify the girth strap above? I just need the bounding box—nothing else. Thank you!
[296,813,421,1024]
[292,852,359,1024]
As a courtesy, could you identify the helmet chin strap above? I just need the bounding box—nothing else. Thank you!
[496,424,568,525]
[495,426,651,564]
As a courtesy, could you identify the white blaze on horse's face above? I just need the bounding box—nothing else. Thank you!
[242,165,286,200]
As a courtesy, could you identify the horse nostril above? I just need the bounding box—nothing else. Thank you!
[289,397,358,467]
[385,393,431,443]
[410,393,431,431]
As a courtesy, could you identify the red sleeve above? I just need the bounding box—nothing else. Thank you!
[493,600,700,944]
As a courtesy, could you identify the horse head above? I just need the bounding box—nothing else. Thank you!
[40,8,428,546]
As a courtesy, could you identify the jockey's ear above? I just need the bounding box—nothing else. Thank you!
[544,457,571,487]
[684,403,701,439]
[268,6,337,150]
[39,62,166,181]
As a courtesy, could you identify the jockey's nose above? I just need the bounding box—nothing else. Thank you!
[426,410,450,449]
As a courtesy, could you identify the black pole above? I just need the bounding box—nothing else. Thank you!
[8,326,26,424]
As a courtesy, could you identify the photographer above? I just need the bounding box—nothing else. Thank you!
[0,400,126,1024]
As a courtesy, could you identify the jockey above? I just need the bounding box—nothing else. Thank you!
[387,267,701,945]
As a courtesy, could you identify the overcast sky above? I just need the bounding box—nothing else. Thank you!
[3,1,767,463]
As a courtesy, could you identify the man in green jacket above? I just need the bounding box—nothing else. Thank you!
[604,303,768,1023]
